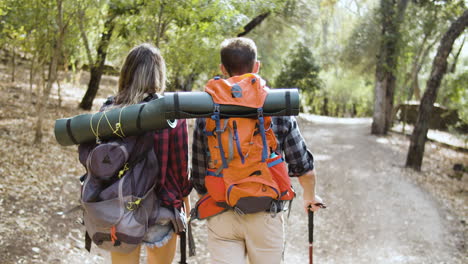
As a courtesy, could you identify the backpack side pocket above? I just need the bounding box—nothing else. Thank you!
[205,169,226,203]
[267,153,295,201]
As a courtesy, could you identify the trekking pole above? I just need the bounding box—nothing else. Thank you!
[308,203,326,264]
[179,231,187,264]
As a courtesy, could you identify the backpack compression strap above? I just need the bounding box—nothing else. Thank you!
[232,120,245,164]
[212,104,228,170]
[257,108,269,162]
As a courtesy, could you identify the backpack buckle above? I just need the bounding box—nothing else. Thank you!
[269,201,278,218]
[257,108,264,118]
[234,207,245,216]
[126,198,142,211]
[213,104,220,114]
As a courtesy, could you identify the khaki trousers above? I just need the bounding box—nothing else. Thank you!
[207,210,284,264]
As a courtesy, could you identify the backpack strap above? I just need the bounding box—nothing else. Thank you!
[232,121,245,164]
[173,92,181,120]
[257,108,269,162]
[215,120,233,175]
[211,104,228,171]
[285,90,291,116]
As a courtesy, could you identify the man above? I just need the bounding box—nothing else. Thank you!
[191,37,322,264]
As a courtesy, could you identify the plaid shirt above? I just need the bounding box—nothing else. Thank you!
[191,116,314,195]
[154,119,192,208]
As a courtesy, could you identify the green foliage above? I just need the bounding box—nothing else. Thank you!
[93,0,289,91]
[439,70,468,127]
[340,8,380,77]
[0,0,466,121]
[318,70,374,116]
[275,42,322,93]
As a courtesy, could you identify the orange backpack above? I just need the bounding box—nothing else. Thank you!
[194,74,295,219]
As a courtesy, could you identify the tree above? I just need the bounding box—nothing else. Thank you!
[405,9,468,170]
[399,2,443,102]
[371,0,410,135]
[34,0,71,143]
[79,1,142,110]
[275,42,322,107]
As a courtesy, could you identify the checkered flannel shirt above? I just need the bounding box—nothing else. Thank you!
[154,119,192,209]
[191,116,314,195]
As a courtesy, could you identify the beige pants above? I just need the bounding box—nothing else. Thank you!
[207,210,284,264]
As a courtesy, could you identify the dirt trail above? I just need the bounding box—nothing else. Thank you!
[279,116,465,264]
[182,116,466,264]
[1,80,466,263]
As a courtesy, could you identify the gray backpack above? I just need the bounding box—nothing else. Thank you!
[78,132,166,254]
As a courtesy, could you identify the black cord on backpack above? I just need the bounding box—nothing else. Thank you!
[188,217,196,257]
[179,231,187,264]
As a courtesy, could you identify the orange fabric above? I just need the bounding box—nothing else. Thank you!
[195,194,227,220]
[267,154,295,201]
[195,74,289,218]
[205,73,268,108]
[225,171,280,206]
[205,169,226,202]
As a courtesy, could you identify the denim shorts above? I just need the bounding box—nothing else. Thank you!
[142,207,175,248]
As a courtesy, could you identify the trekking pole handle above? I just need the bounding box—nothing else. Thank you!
[307,203,326,244]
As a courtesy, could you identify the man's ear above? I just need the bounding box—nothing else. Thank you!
[252,61,261,73]
[220,64,229,76]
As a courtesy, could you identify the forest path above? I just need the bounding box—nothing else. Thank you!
[1,87,465,264]
[186,116,466,264]
[276,116,464,264]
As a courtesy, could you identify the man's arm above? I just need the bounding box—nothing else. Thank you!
[275,116,323,213]
[298,169,322,212]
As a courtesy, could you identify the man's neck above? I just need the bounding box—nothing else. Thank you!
[229,72,251,77]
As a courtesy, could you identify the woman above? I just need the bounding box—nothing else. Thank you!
[106,43,191,264]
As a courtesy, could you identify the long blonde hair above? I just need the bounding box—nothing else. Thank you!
[114,43,166,107]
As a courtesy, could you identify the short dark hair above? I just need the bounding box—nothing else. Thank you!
[220,38,257,76]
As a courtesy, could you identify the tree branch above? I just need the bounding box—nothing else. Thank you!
[78,7,94,66]
[237,12,271,37]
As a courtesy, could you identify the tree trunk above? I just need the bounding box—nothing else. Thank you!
[181,73,196,91]
[406,10,468,170]
[412,37,439,100]
[372,0,397,134]
[34,0,64,144]
[404,34,428,101]
[79,15,116,110]
[78,7,94,66]
[11,46,16,83]
[29,51,37,103]
[372,0,409,135]
[449,36,465,73]
[322,97,329,116]
[372,78,387,133]
[56,79,62,108]
[155,1,166,47]
[384,0,409,132]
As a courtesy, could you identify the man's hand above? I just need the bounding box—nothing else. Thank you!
[304,195,325,212]
[298,169,326,212]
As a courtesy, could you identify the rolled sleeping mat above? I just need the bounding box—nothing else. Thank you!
[164,88,300,119]
[54,89,300,146]
[54,96,177,146]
